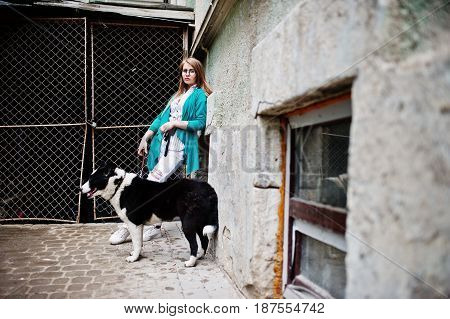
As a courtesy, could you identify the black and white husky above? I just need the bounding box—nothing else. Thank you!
[81,161,218,267]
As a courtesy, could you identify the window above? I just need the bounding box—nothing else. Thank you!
[284,95,351,299]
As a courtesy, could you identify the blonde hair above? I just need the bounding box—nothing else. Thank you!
[175,57,212,97]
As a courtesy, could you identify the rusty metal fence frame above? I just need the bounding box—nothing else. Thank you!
[0,17,187,223]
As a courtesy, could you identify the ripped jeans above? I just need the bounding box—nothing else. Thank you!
[147,144,184,183]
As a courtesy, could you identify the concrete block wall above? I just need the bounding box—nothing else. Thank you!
[198,0,450,298]
[202,0,301,298]
[348,39,450,298]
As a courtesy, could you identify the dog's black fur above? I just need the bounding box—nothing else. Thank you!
[81,161,218,266]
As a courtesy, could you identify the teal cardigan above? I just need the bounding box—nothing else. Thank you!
[147,87,207,175]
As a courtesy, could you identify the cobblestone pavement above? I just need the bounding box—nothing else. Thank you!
[0,222,242,299]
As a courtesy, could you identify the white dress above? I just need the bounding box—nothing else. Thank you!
[147,85,196,182]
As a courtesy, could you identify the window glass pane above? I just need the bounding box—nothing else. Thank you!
[293,118,351,208]
[300,234,346,298]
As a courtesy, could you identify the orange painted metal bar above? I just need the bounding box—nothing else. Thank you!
[273,117,288,298]
[285,92,351,118]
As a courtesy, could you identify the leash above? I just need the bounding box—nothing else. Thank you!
[139,154,147,178]
[163,127,176,157]
[140,127,176,178]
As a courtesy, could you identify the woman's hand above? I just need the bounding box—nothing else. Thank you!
[138,138,148,156]
[137,130,154,156]
[160,121,175,133]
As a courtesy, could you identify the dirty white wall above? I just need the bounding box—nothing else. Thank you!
[198,0,450,298]
[346,0,450,297]
[197,0,301,298]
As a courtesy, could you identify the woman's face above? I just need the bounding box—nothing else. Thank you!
[182,62,197,87]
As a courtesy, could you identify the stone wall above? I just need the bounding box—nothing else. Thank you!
[347,0,450,296]
[199,0,301,298]
[197,0,450,298]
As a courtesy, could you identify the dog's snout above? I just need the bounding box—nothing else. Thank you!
[80,181,90,194]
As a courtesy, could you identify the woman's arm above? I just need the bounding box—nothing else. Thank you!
[148,113,163,133]
[137,130,154,156]
[149,103,170,133]
[159,91,207,132]
[160,120,188,132]
[185,92,207,131]
[142,129,154,141]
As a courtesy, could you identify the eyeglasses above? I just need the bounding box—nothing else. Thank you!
[182,69,196,75]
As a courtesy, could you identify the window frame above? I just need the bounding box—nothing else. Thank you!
[283,93,351,299]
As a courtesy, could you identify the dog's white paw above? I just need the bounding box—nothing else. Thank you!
[197,248,205,259]
[126,255,139,263]
[184,256,197,267]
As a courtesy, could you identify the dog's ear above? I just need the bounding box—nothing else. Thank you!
[105,161,117,171]
[96,160,117,169]
[95,160,116,176]
[103,161,119,177]
[96,160,107,169]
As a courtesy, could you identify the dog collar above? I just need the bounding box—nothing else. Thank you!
[109,176,124,200]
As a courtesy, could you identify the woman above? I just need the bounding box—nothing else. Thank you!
[109,57,212,245]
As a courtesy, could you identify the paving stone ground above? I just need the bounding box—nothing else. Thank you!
[0,222,242,299]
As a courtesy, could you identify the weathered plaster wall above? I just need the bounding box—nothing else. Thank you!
[200,0,449,298]
[251,0,374,116]
[193,0,209,41]
[348,46,450,298]
[346,0,450,298]
[248,0,450,298]
[203,0,301,298]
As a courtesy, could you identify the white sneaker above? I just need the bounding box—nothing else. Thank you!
[109,225,130,245]
[143,225,162,241]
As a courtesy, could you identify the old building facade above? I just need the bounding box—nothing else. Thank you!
[1,0,448,299]
[192,0,450,298]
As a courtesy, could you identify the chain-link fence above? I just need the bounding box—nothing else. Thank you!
[0,19,86,126]
[91,22,185,219]
[0,18,86,222]
[0,126,86,222]
[0,18,186,222]
[92,23,183,127]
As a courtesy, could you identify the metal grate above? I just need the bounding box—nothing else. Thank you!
[91,23,183,127]
[91,22,185,220]
[0,19,86,126]
[1,17,186,223]
[293,118,351,208]
[0,126,85,222]
[93,126,144,219]
[0,18,86,222]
